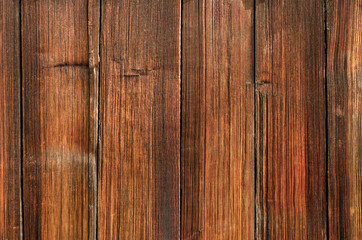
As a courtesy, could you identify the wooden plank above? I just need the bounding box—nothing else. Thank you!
[21,0,97,238]
[181,0,254,239]
[0,0,21,239]
[327,0,362,239]
[255,0,327,239]
[99,0,181,239]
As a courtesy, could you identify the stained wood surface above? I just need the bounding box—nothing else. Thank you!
[255,0,327,239]
[0,0,21,239]
[21,0,95,239]
[98,0,181,239]
[0,0,361,239]
[327,0,362,239]
[181,0,254,239]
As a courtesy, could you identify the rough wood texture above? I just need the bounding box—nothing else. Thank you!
[21,0,96,238]
[99,0,181,239]
[255,0,327,239]
[181,0,254,239]
[0,0,21,239]
[327,0,362,239]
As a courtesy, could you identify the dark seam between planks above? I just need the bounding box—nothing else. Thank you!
[86,2,92,238]
[202,0,206,237]
[180,0,183,239]
[96,0,102,239]
[19,0,24,238]
[323,0,329,239]
[253,0,257,239]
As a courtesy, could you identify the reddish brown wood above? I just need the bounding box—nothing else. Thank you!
[0,1,360,239]
[21,0,97,238]
[98,0,181,239]
[327,0,362,239]
[255,0,327,239]
[0,0,21,239]
[181,0,254,239]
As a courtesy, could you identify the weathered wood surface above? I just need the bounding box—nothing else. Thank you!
[0,0,361,239]
[99,0,181,239]
[181,0,254,239]
[21,0,96,238]
[327,0,362,239]
[255,0,327,239]
[0,0,21,239]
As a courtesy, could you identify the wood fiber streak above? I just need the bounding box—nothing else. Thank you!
[0,0,21,239]
[181,0,254,239]
[327,0,362,239]
[22,0,96,238]
[255,0,327,239]
[99,0,181,239]
[88,0,100,239]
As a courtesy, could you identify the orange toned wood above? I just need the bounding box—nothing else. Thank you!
[21,0,97,238]
[181,0,254,239]
[98,0,181,239]
[255,0,327,239]
[0,0,21,238]
[327,0,362,239]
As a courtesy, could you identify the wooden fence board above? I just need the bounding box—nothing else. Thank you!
[0,0,360,239]
[0,0,21,239]
[181,0,254,239]
[21,0,96,238]
[327,0,362,239]
[255,0,327,239]
[98,0,181,239]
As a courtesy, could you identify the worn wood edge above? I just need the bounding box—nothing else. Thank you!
[87,0,100,239]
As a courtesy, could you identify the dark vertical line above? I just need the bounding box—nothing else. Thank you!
[253,0,257,239]
[179,0,183,239]
[19,0,24,239]
[323,0,329,239]
[96,0,102,239]
[86,3,91,239]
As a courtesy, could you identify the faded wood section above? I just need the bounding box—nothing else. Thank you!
[21,0,97,238]
[327,0,362,239]
[255,0,327,239]
[0,0,21,239]
[99,0,181,239]
[181,0,254,239]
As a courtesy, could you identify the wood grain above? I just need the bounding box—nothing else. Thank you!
[21,0,96,238]
[0,0,21,239]
[99,0,181,239]
[181,0,254,239]
[327,0,362,239]
[255,0,327,239]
